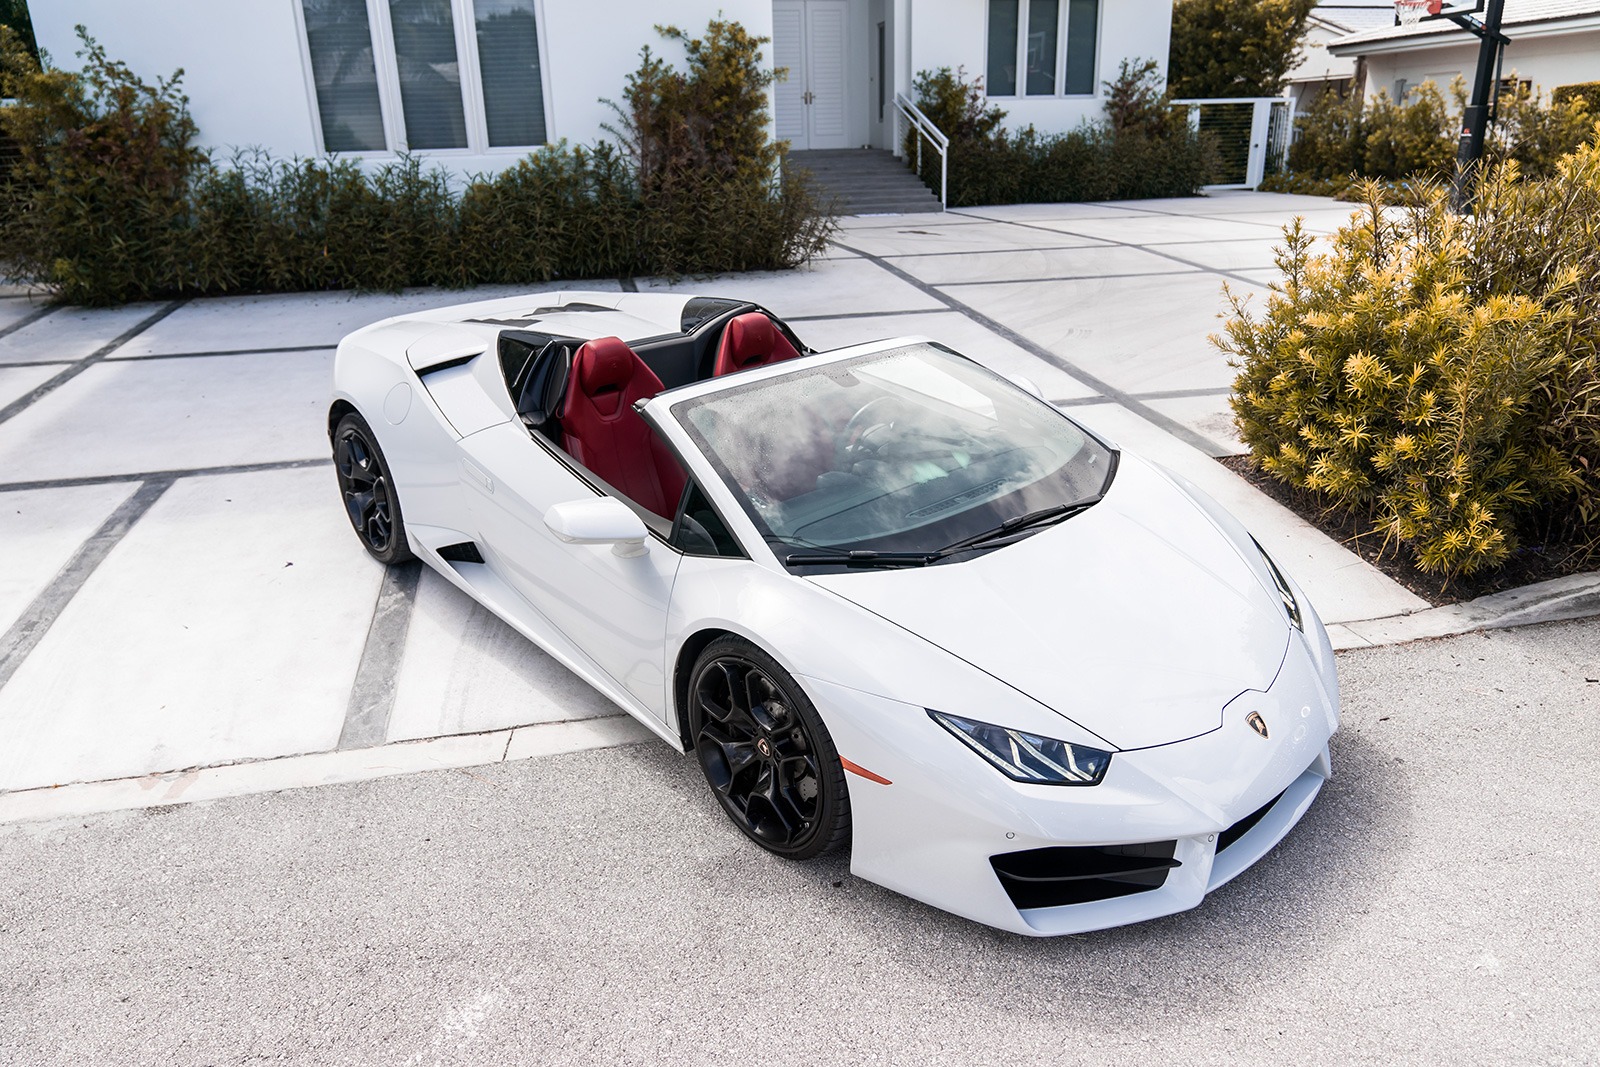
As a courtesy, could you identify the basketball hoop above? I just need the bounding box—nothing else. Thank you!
[1395,0,1443,25]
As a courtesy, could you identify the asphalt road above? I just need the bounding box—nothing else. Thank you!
[3,618,1597,1066]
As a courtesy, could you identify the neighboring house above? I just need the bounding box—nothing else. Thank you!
[1327,0,1600,103]
[29,0,1173,177]
[1284,2,1396,108]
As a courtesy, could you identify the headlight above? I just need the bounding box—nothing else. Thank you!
[1252,537,1303,631]
[928,711,1111,786]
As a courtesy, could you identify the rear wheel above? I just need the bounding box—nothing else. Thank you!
[688,636,850,860]
[333,412,415,564]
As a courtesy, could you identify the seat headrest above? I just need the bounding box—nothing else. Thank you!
[574,336,639,396]
[723,313,777,370]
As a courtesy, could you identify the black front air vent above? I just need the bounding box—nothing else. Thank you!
[990,841,1180,910]
[437,541,485,564]
[1217,790,1285,855]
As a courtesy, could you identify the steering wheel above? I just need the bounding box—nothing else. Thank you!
[841,396,910,460]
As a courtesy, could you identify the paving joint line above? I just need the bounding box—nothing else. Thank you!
[785,307,951,322]
[946,210,1274,291]
[830,239,1232,457]
[0,457,331,495]
[337,561,423,750]
[938,268,1206,288]
[0,478,175,692]
[110,343,336,362]
[0,304,58,342]
[0,299,188,428]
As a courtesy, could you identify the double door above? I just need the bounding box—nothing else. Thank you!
[773,0,850,150]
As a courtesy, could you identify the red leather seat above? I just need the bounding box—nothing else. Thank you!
[711,312,803,377]
[558,336,686,519]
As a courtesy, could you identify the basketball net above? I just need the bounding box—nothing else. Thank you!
[1394,0,1441,25]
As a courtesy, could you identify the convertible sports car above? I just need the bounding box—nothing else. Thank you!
[328,290,1340,936]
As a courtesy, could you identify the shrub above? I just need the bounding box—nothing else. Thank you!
[0,25,205,302]
[908,62,1214,208]
[1553,81,1600,108]
[1221,132,1600,576]
[1283,76,1594,189]
[0,21,834,305]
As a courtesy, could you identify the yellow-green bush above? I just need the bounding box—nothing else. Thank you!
[1222,131,1600,576]
[1285,78,1592,189]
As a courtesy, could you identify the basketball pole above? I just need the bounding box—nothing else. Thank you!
[1443,0,1509,211]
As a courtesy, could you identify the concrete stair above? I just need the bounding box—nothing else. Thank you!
[787,148,943,216]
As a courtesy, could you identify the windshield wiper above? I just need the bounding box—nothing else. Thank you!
[932,500,1099,559]
[784,549,934,568]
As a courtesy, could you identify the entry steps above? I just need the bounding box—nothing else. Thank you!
[787,148,942,216]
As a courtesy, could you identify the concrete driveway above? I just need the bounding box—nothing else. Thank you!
[0,190,1582,820]
[1,616,1595,1064]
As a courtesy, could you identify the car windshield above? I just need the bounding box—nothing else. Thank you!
[671,343,1115,563]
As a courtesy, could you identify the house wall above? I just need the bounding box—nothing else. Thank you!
[1351,27,1600,102]
[905,0,1171,134]
[30,0,773,173]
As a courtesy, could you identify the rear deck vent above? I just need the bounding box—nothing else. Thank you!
[1217,790,1285,855]
[990,841,1180,911]
[437,541,484,564]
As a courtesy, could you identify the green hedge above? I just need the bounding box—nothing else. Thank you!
[908,62,1215,208]
[1221,128,1600,577]
[0,22,835,305]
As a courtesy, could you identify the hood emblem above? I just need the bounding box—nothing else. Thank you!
[1246,712,1269,739]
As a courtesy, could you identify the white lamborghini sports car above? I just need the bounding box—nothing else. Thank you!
[328,290,1340,936]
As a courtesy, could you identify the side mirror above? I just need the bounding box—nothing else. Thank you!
[544,498,649,557]
[1003,372,1045,400]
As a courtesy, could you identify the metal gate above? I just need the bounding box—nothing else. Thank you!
[1169,97,1295,190]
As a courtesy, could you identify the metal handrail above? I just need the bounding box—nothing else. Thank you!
[892,91,948,210]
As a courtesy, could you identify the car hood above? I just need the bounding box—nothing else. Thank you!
[805,456,1290,751]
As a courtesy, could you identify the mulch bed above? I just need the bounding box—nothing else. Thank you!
[1217,454,1594,608]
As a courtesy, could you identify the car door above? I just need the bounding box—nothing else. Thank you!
[456,420,682,723]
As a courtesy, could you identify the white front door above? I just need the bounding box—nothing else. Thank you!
[772,0,851,150]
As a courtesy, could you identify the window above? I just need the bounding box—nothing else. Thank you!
[986,0,1098,98]
[297,0,548,155]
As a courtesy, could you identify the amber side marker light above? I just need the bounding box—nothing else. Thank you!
[840,756,892,785]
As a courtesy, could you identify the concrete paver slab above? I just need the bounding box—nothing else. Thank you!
[1143,393,1248,455]
[0,483,138,636]
[836,220,1116,257]
[639,257,943,318]
[949,272,1247,394]
[1074,403,1428,624]
[115,285,562,357]
[0,299,49,335]
[0,351,330,482]
[953,201,1163,222]
[0,467,381,791]
[0,363,63,411]
[0,303,167,365]
[386,569,618,743]
[998,213,1287,246]
[791,310,1102,400]
[1142,238,1288,272]
[894,243,1193,286]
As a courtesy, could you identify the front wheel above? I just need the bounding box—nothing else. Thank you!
[688,636,850,860]
[332,411,416,565]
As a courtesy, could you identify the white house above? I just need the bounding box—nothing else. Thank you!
[29,1,1174,178]
[1283,2,1396,109]
[1327,0,1600,103]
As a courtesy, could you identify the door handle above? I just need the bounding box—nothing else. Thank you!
[803,89,814,105]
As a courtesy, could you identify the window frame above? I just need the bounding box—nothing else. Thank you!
[985,0,1103,101]
[291,0,554,159]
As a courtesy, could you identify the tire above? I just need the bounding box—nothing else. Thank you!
[687,636,851,860]
[332,411,416,565]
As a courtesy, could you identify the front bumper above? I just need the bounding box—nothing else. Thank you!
[803,623,1339,936]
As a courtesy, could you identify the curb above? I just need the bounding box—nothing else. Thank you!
[1327,570,1600,650]
[0,715,654,828]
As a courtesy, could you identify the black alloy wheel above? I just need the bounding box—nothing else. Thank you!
[333,412,416,565]
[688,636,850,860]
